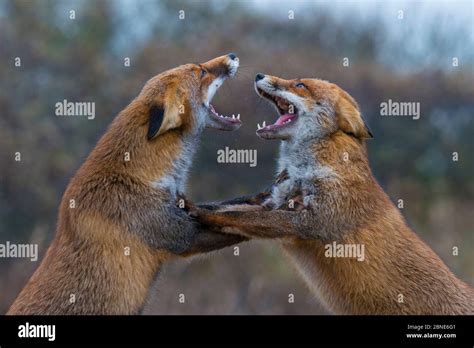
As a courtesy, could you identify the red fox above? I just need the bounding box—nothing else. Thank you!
[193,73,474,315]
[7,53,246,315]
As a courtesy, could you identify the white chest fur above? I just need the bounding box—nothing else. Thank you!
[151,135,197,199]
[271,140,336,207]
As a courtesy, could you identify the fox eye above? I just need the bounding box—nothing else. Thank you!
[200,69,207,78]
[296,82,306,89]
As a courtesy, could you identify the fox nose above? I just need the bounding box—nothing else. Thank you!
[228,53,237,60]
[255,73,265,82]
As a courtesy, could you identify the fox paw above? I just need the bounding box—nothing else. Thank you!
[261,198,275,210]
[302,194,315,209]
[284,193,313,211]
[288,195,306,211]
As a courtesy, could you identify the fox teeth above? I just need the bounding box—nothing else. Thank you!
[232,114,235,119]
[237,114,240,120]
[262,121,266,127]
[257,123,262,130]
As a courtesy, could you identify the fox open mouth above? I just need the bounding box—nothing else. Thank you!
[207,103,241,129]
[256,87,298,135]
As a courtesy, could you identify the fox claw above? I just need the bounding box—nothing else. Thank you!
[275,169,289,184]
[294,196,305,209]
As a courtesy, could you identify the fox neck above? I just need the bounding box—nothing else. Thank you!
[276,135,343,188]
[278,138,316,175]
[140,106,205,198]
[150,134,199,199]
[279,131,371,174]
[273,133,373,208]
[86,104,203,199]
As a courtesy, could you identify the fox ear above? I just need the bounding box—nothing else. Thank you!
[147,100,183,140]
[147,105,165,140]
[336,94,373,139]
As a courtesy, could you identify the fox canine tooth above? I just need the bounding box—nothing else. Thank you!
[257,123,261,130]
[237,114,240,120]
[262,121,266,127]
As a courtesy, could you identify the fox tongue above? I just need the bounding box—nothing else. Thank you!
[275,113,295,126]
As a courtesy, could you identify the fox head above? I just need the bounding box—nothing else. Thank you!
[139,53,241,140]
[254,73,373,141]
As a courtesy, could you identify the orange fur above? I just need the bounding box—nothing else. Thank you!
[8,54,243,314]
[196,75,474,314]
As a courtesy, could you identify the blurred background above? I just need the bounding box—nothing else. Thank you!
[0,0,473,314]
